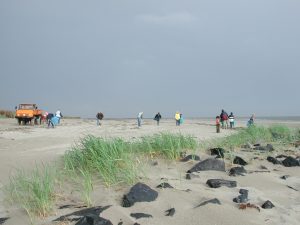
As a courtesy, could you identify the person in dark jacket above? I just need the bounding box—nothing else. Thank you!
[96,112,104,126]
[154,112,162,126]
[220,109,229,129]
[47,113,54,128]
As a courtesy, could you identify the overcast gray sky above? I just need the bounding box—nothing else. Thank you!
[0,0,299,118]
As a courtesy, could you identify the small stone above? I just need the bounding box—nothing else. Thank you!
[259,165,268,170]
[130,213,152,219]
[195,198,221,208]
[0,218,9,224]
[239,189,249,197]
[233,156,248,166]
[280,175,290,180]
[75,214,113,225]
[156,182,173,189]
[266,144,274,151]
[261,200,275,209]
[165,208,175,216]
[151,161,158,166]
[206,179,237,188]
[186,173,200,180]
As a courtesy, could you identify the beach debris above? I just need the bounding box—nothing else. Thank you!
[194,198,221,208]
[282,156,300,167]
[229,166,247,176]
[233,189,249,203]
[165,208,175,216]
[53,206,111,222]
[280,175,290,180]
[180,154,200,162]
[261,200,275,209]
[186,173,200,180]
[206,179,237,188]
[233,156,248,166]
[187,158,225,173]
[239,203,260,212]
[0,217,9,224]
[267,156,282,165]
[156,182,173,189]
[130,213,153,219]
[210,148,225,158]
[122,183,158,207]
[287,185,299,191]
[75,213,113,225]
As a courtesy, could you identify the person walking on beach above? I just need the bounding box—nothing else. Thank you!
[154,112,162,126]
[55,110,63,124]
[137,112,143,127]
[175,112,181,126]
[220,109,229,129]
[247,114,255,127]
[179,113,184,125]
[216,116,221,133]
[229,112,235,129]
[47,113,55,128]
[96,112,104,126]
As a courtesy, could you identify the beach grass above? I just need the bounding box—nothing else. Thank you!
[6,164,57,219]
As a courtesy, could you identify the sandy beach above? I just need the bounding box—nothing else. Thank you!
[0,118,300,225]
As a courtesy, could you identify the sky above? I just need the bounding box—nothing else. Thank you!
[0,0,299,118]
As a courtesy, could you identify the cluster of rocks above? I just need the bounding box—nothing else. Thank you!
[267,155,300,167]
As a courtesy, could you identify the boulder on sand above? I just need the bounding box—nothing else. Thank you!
[206,179,237,188]
[262,200,275,209]
[282,156,300,167]
[75,214,113,225]
[267,156,282,165]
[156,182,173,189]
[130,213,153,219]
[122,183,158,207]
[233,156,248,166]
[229,166,247,176]
[233,189,249,203]
[187,158,225,173]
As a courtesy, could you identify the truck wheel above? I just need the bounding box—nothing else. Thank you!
[18,119,21,125]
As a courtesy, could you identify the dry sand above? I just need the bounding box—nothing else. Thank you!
[0,118,299,225]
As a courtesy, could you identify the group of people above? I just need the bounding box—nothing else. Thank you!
[216,110,235,133]
[46,110,63,128]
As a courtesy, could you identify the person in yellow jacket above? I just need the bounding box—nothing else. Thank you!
[175,112,181,126]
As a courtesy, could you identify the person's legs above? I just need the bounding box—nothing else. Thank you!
[138,118,141,127]
[216,124,220,133]
[157,120,159,126]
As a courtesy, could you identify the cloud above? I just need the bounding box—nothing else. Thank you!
[136,12,197,25]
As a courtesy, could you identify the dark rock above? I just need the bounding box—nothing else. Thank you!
[287,185,299,191]
[165,208,175,216]
[133,223,140,225]
[187,158,225,173]
[117,221,123,225]
[59,205,87,209]
[186,173,200,180]
[239,189,249,197]
[122,183,158,207]
[282,156,300,167]
[229,166,247,176]
[261,200,275,209]
[54,206,111,222]
[255,144,274,151]
[267,156,282,165]
[194,198,221,208]
[0,217,9,224]
[233,156,248,166]
[253,143,261,147]
[156,182,173,189]
[180,154,200,162]
[210,148,225,158]
[280,175,290,180]
[233,189,249,203]
[130,213,153,219]
[206,179,237,188]
[75,214,113,225]
[233,195,248,203]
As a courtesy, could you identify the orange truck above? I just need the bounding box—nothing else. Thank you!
[15,104,43,125]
